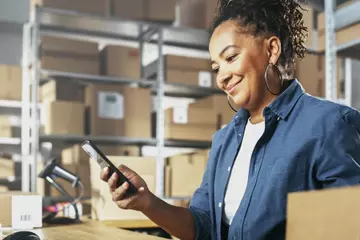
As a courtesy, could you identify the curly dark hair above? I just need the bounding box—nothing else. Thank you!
[211,0,308,74]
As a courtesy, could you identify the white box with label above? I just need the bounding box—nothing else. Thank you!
[0,192,42,229]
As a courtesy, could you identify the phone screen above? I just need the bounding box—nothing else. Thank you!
[82,143,109,169]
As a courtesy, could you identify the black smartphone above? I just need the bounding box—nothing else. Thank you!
[81,140,138,196]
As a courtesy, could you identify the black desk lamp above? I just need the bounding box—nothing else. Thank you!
[38,158,83,224]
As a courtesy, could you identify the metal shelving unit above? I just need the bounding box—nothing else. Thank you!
[323,0,360,104]
[22,6,218,196]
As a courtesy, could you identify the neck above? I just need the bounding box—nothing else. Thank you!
[248,93,278,124]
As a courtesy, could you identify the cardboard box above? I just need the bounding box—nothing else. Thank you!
[300,4,314,49]
[178,0,206,29]
[0,192,42,229]
[0,65,21,101]
[40,37,100,75]
[31,0,108,16]
[146,55,214,86]
[0,157,14,178]
[155,105,217,141]
[286,186,360,240]
[40,80,84,103]
[165,150,208,197]
[85,85,151,138]
[191,95,235,129]
[0,116,21,138]
[294,53,343,98]
[100,45,141,79]
[112,0,176,22]
[44,101,85,135]
[111,0,145,20]
[90,156,156,221]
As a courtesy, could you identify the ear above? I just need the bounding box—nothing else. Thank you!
[267,36,281,64]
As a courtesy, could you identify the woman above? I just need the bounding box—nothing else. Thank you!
[100,0,360,239]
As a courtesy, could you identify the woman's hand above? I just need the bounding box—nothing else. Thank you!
[100,165,152,213]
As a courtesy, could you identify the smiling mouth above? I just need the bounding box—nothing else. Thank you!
[226,79,242,94]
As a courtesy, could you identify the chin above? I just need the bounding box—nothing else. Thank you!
[230,93,248,109]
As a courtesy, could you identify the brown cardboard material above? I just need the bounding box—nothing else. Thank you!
[40,80,84,103]
[205,0,218,29]
[85,85,151,138]
[101,45,140,79]
[0,157,14,178]
[31,0,108,16]
[164,122,216,141]
[165,55,211,71]
[44,101,85,135]
[300,4,314,49]
[191,95,235,128]
[166,150,208,197]
[111,0,145,20]
[178,0,206,29]
[0,192,42,228]
[90,156,156,221]
[166,69,215,87]
[40,54,100,75]
[146,0,176,22]
[286,186,360,240]
[165,107,217,125]
[0,65,22,101]
[0,116,21,138]
[41,36,99,56]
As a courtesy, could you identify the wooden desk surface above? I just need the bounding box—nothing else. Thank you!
[2,220,164,240]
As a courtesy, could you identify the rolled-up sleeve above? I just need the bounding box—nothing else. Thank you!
[316,109,360,187]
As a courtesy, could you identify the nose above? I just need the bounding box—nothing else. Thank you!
[217,70,232,85]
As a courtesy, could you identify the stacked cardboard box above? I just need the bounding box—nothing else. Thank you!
[158,102,217,141]
[90,156,156,221]
[31,0,108,16]
[44,101,85,135]
[317,1,360,54]
[40,36,100,75]
[165,150,209,197]
[294,53,343,98]
[85,84,151,138]
[111,0,176,22]
[178,0,217,29]
[0,158,14,179]
[100,46,141,79]
[191,95,235,129]
[147,55,214,87]
[0,116,21,138]
[40,80,84,103]
[0,65,21,101]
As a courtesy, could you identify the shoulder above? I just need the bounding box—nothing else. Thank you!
[297,93,360,132]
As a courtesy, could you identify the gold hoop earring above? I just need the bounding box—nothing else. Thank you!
[264,63,284,95]
[227,95,238,112]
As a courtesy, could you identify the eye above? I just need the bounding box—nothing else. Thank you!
[226,54,237,62]
[212,67,219,74]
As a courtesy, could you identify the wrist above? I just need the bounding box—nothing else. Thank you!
[142,191,157,215]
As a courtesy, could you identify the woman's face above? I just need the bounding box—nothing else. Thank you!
[209,20,279,111]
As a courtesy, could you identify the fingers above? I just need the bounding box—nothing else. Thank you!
[117,164,135,178]
[111,181,129,202]
[108,172,118,192]
[114,187,145,209]
[100,167,110,182]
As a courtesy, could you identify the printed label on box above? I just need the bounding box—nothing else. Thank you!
[12,195,42,229]
[198,71,212,87]
[173,107,188,124]
[98,91,124,119]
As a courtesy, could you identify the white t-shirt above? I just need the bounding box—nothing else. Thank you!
[223,118,265,225]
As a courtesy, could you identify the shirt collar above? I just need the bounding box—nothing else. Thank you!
[233,79,305,123]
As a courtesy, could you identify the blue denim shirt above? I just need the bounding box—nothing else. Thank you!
[189,79,360,240]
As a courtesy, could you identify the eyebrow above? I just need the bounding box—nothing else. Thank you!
[211,45,240,65]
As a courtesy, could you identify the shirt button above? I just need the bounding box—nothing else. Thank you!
[235,116,239,119]
[277,116,280,121]
[238,133,242,137]
[218,202,222,208]
[227,166,231,172]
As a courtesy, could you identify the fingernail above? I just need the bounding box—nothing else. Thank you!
[139,187,145,192]
[111,173,117,179]
[124,182,129,188]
